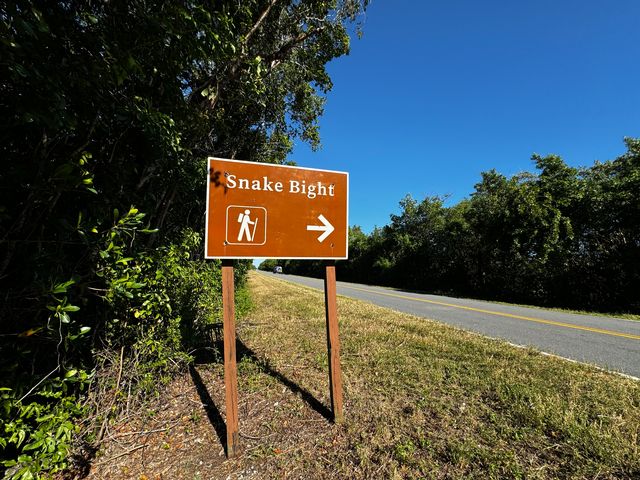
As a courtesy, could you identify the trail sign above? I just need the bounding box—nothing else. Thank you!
[205,157,347,457]
[205,158,348,259]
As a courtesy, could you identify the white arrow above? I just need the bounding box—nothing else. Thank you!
[306,214,335,243]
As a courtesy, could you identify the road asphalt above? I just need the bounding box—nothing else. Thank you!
[258,271,640,379]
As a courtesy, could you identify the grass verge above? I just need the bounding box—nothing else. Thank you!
[237,272,639,479]
[87,271,640,479]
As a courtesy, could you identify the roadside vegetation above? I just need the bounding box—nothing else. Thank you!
[89,272,640,478]
[282,141,640,315]
[3,1,637,478]
[0,1,367,478]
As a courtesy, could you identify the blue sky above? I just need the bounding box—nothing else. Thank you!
[289,0,640,234]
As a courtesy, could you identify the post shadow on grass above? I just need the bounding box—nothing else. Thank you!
[236,339,333,421]
[188,364,227,453]
[189,322,333,454]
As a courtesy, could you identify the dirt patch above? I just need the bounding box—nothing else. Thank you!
[84,360,343,479]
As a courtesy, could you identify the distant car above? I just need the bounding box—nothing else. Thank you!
[273,266,283,274]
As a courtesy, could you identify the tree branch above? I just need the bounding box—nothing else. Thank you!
[264,27,325,66]
[245,0,279,46]
[18,366,60,403]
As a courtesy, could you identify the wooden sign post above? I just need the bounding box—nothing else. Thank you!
[221,260,239,457]
[205,158,348,457]
[324,262,343,422]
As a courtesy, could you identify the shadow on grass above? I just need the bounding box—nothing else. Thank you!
[236,339,333,422]
[189,323,333,453]
[188,364,227,454]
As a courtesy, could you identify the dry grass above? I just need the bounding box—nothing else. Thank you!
[238,272,640,479]
[86,271,640,479]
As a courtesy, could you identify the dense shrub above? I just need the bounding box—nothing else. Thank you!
[1,1,366,476]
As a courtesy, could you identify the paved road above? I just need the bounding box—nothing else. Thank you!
[258,271,640,378]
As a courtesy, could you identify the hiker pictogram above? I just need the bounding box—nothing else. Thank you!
[225,206,267,245]
[237,209,257,242]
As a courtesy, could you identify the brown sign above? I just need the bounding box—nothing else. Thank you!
[205,158,348,259]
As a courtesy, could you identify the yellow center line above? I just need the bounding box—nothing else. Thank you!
[340,285,640,341]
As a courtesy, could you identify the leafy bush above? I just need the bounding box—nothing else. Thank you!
[94,210,230,392]
[1,1,366,476]
[1,379,87,480]
[0,206,253,478]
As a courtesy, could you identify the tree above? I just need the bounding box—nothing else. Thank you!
[337,139,640,313]
[0,1,368,475]
[258,259,279,271]
[1,0,368,362]
[567,138,640,310]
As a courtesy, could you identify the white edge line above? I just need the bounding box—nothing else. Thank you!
[259,272,639,382]
[204,159,212,258]
[513,343,640,382]
[345,170,349,260]
[207,156,349,176]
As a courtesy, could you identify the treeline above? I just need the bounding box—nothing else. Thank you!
[0,1,365,477]
[280,140,640,314]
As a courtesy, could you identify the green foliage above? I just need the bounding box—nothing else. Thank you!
[1,1,367,475]
[97,213,203,375]
[1,381,87,479]
[258,259,280,271]
[285,139,640,313]
[95,213,260,388]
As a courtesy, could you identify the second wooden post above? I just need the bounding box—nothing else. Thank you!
[222,259,239,457]
[324,261,344,423]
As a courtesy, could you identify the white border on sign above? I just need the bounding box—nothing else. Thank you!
[205,157,349,260]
